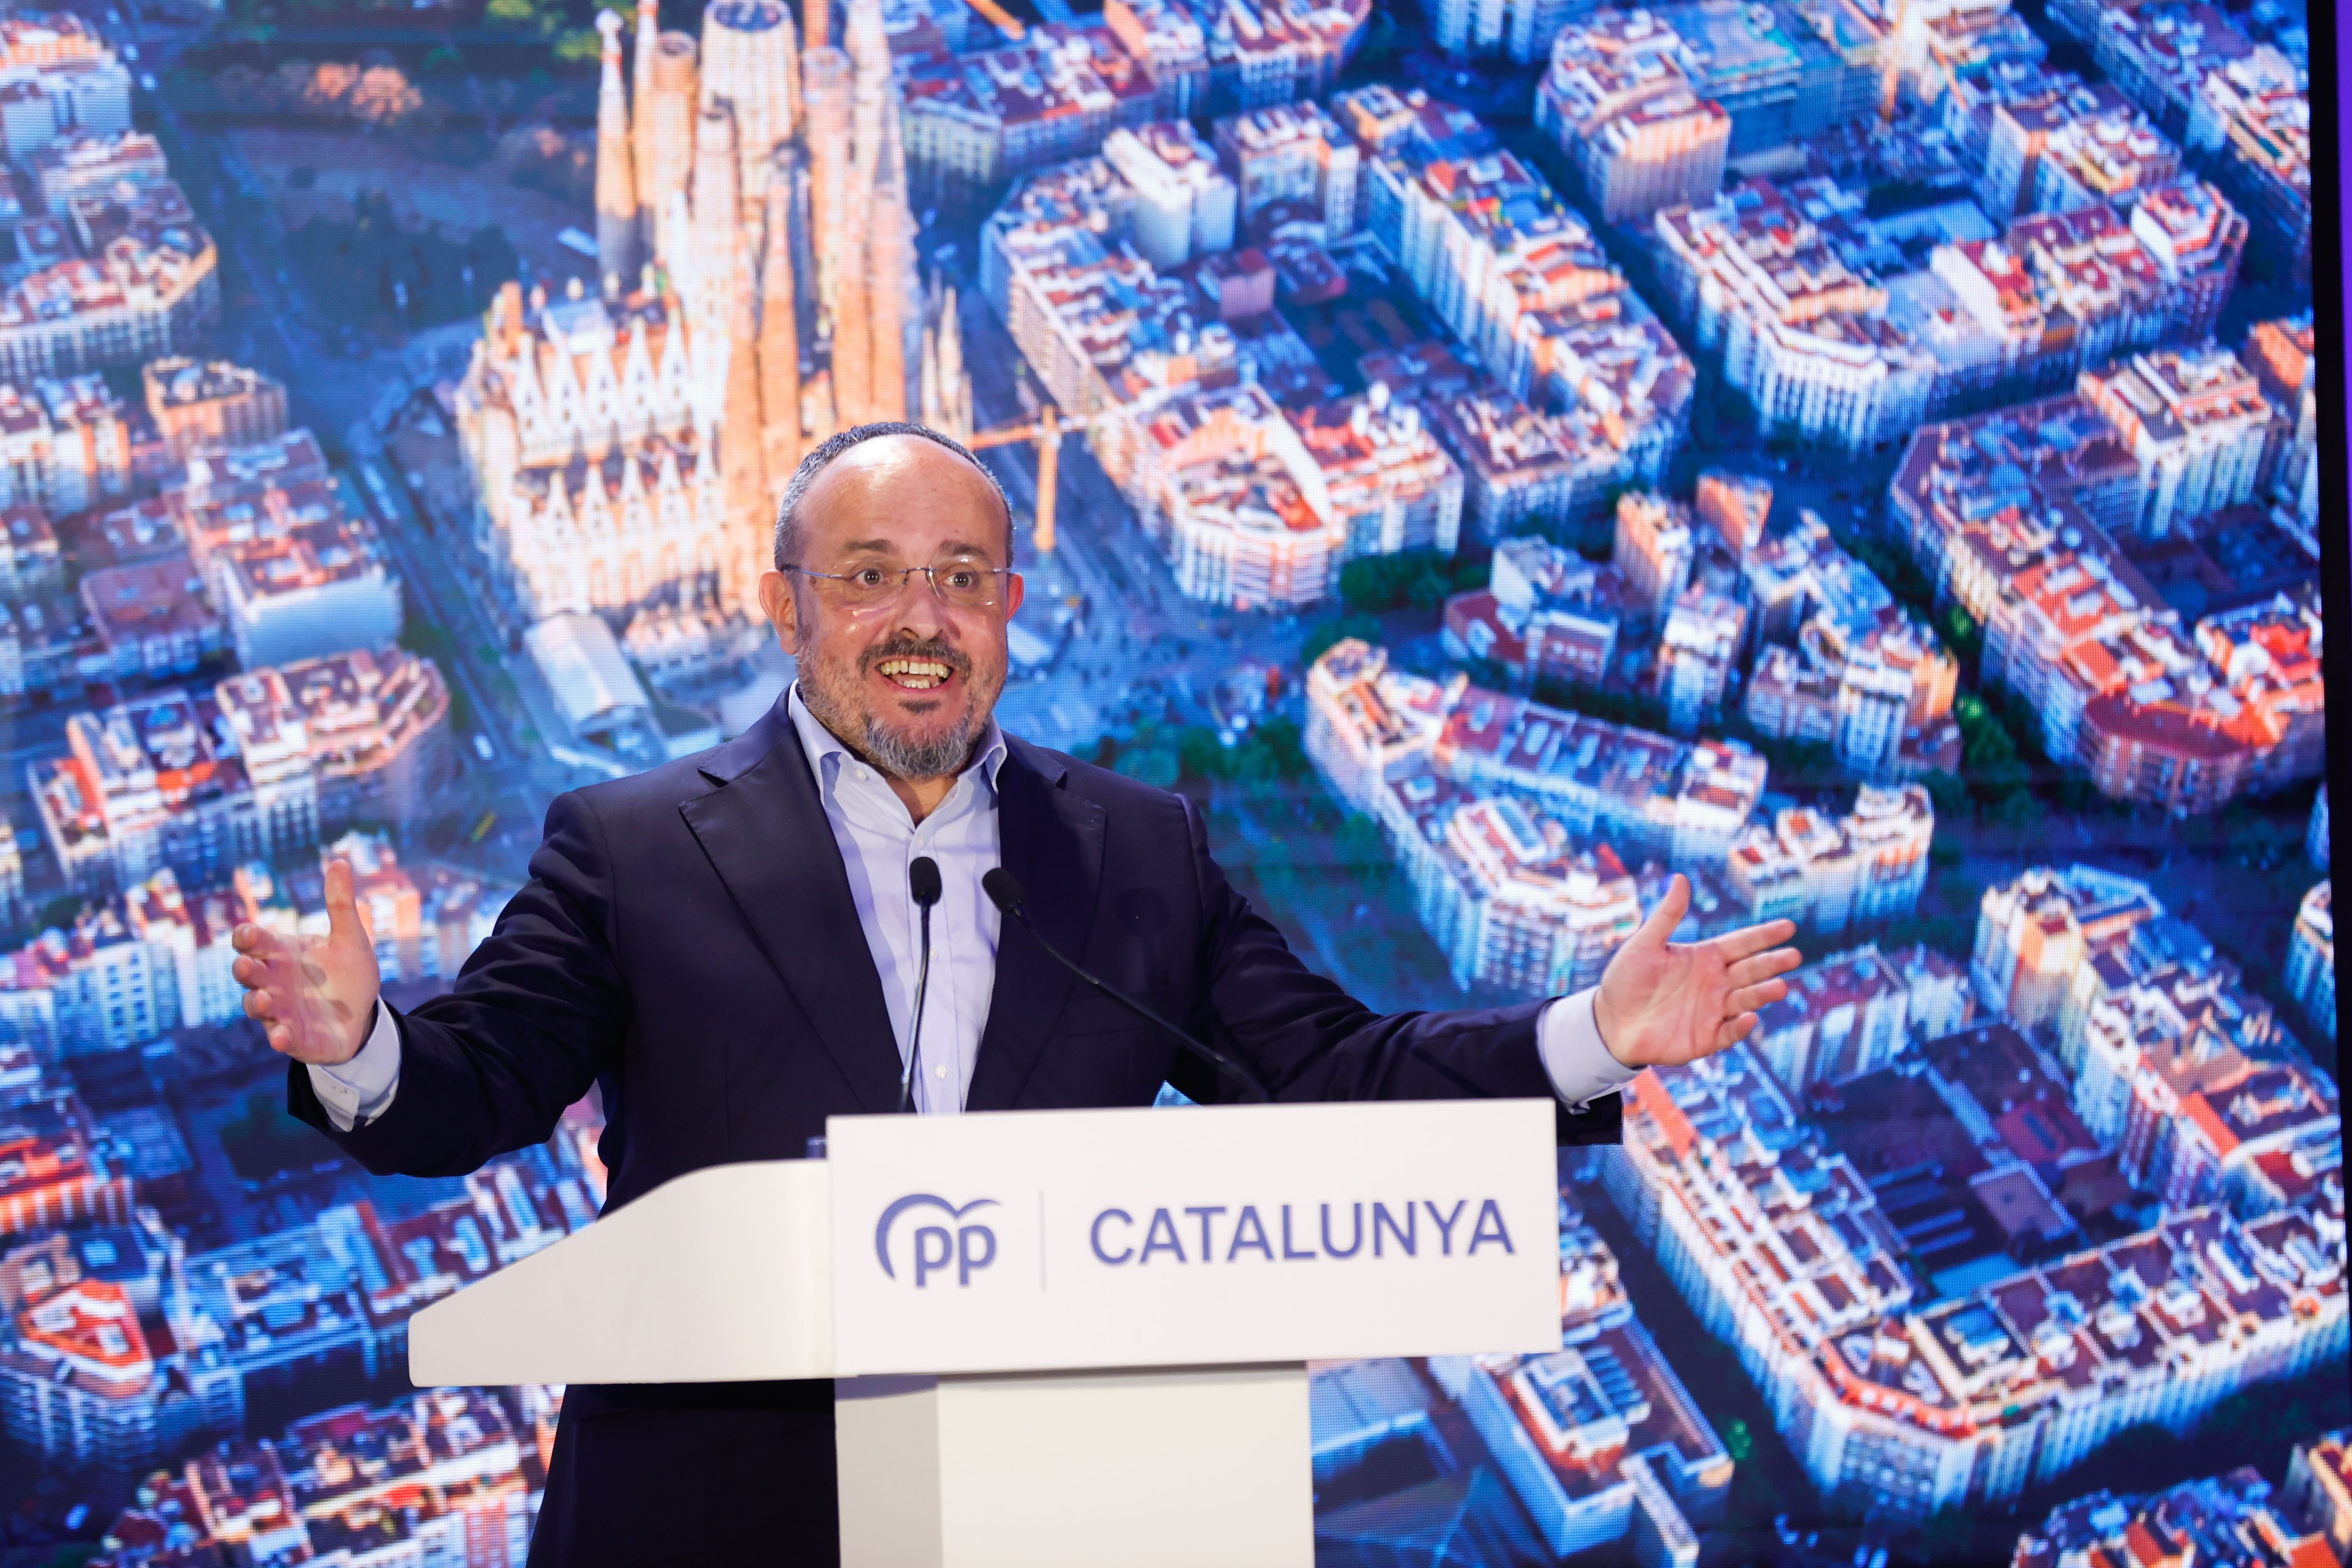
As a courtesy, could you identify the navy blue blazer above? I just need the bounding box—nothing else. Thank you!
[285,700,1620,1564]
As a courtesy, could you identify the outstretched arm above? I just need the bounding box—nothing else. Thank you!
[1188,788,1800,1103]
[230,858,381,1066]
[1593,874,1802,1070]
[244,793,628,1178]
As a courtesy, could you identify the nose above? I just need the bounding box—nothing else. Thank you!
[888,572,954,640]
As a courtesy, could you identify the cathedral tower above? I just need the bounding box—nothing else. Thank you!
[829,199,873,427]
[594,10,639,293]
[639,28,701,265]
[721,223,770,600]
[920,273,972,444]
[865,83,911,422]
[688,103,741,424]
[799,46,854,324]
[759,164,806,490]
[699,0,801,208]
[632,0,661,232]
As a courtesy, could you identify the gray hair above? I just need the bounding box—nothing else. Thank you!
[771,422,1016,573]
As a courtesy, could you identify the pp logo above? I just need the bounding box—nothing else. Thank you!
[874,1194,1000,1289]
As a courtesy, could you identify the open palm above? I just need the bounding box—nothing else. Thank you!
[229,859,382,1066]
[1595,875,1802,1070]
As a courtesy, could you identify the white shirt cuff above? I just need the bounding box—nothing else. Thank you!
[1538,987,1641,1110]
[307,1001,402,1132]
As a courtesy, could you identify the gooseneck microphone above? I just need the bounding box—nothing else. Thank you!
[981,867,1272,1102]
[898,856,944,1114]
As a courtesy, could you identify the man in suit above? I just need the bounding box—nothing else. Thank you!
[231,423,1802,1565]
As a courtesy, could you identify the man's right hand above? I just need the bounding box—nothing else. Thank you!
[230,858,382,1067]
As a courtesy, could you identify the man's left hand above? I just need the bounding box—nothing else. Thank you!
[1593,874,1803,1071]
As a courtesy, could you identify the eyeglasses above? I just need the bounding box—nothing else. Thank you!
[783,560,1017,613]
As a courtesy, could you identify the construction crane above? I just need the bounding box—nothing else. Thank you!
[969,404,1107,554]
[958,0,1025,40]
[1880,0,1908,123]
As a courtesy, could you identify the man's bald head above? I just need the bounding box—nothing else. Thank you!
[771,422,1015,574]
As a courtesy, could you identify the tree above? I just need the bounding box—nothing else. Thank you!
[1335,813,1390,888]
[1914,1504,1988,1567]
[1955,694,2015,767]
[1233,716,1309,785]
[1176,726,1229,786]
[220,1088,336,1183]
[1335,548,1479,615]
[1921,770,1971,824]
[1990,789,2045,831]
[1337,553,1418,613]
[1115,746,1178,788]
[1532,674,1671,736]
[1941,605,1982,662]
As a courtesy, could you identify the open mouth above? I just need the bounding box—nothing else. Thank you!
[875,656,957,692]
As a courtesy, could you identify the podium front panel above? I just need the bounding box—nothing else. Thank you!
[826,1098,1558,1377]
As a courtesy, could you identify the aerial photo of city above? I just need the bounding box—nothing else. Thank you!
[0,0,2324,1556]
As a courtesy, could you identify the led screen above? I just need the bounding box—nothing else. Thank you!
[0,0,2330,1560]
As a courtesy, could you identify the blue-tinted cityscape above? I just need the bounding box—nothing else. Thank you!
[0,0,2324,1557]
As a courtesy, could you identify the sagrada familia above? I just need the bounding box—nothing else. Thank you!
[455,0,974,636]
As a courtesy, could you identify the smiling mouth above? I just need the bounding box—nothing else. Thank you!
[876,657,955,692]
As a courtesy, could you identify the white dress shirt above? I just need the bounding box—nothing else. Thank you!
[310,687,1642,1129]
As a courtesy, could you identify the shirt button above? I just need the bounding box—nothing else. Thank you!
[934,1066,947,1077]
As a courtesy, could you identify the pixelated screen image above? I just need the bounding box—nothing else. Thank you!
[0,0,2327,1559]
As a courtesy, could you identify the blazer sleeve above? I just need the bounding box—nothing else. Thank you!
[285,789,629,1177]
[1179,790,1559,1106]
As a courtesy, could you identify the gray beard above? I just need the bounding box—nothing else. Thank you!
[857,708,980,781]
[801,675,980,782]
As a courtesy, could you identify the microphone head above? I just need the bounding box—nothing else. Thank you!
[980,867,1025,915]
[908,856,943,908]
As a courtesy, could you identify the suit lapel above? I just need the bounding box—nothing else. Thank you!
[678,705,903,1113]
[966,739,1106,1110]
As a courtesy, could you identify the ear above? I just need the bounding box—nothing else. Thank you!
[758,569,804,653]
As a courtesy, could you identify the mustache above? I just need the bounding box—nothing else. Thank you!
[861,635,973,681]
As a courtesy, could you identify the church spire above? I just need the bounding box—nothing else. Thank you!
[865,81,911,422]
[936,278,971,444]
[759,163,805,494]
[830,197,873,427]
[594,10,639,294]
[721,221,770,605]
[698,0,801,208]
[687,103,740,424]
[799,45,853,327]
[636,24,700,264]
[631,0,662,254]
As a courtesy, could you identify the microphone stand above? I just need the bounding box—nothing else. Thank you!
[899,857,943,1114]
[982,869,1503,1106]
[983,868,1272,1103]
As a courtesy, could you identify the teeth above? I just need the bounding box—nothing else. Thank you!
[878,658,952,690]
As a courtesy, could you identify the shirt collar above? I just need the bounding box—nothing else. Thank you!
[786,682,1009,798]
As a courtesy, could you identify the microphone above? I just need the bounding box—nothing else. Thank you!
[981,868,1272,1102]
[898,857,943,1114]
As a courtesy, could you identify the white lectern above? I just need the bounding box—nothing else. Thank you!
[408,1098,1562,1568]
